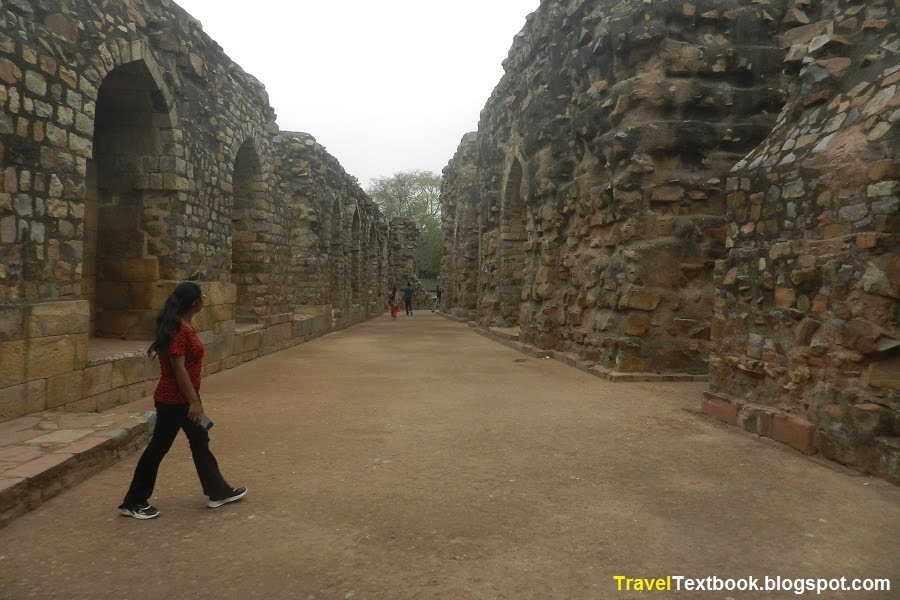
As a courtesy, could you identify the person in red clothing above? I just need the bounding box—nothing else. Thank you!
[388,286,399,320]
[119,281,246,519]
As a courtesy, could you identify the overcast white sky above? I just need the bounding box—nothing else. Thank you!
[173,0,540,189]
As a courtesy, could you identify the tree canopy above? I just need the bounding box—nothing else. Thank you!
[368,170,442,278]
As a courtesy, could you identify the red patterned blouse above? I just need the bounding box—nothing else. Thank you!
[153,323,205,404]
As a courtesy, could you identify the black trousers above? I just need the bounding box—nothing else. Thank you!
[404,297,412,314]
[122,402,230,505]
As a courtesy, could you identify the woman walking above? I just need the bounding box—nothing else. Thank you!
[118,281,246,519]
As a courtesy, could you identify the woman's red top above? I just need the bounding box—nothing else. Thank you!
[153,323,204,404]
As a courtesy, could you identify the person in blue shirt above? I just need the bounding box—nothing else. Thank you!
[403,282,414,315]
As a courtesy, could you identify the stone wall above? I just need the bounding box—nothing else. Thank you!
[0,0,407,423]
[440,133,479,319]
[388,216,428,308]
[441,0,789,375]
[440,0,898,481]
[274,131,387,318]
[707,0,899,483]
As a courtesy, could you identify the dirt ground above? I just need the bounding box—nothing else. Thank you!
[1,314,898,599]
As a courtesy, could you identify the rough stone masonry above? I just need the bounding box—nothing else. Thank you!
[439,0,898,482]
[0,0,419,423]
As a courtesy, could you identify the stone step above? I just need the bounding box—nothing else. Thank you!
[0,410,152,529]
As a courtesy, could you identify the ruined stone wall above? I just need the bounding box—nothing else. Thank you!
[707,0,899,483]
[441,0,790,374]
[0,0,398,423]
[439,133,479,319]
[0,0,286,331]
[388,217,428,308]
[441,0,899,481]
[274,131,387,317]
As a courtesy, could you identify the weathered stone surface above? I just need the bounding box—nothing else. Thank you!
[710,0,899,482]
[0,0,410,421]
[441,0,786,375]
[440,0,897,481]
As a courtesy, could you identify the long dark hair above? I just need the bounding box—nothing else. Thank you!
[148,282,202,357]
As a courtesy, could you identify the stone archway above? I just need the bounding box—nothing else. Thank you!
[85,58,178,339]
[499,157,526,325]
[231,138,268,322]
[367,221,378,313]
[329,198,343,307]
[350,209,361,305]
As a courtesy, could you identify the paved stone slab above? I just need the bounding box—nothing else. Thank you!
[26,429,93,445]
[52,436,111,456]
[0,445,42,464]
[0,409,151,528]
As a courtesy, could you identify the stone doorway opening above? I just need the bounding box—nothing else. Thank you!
[350,209,361,305]
[231,139,267,323]
[85,59,175,341]
[499,157,526,325]
[367,222,378,313]
[329,198,342,307]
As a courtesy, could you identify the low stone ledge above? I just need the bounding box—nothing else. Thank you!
[462,320,708,383]
[701,391,817,456]
[0,411,152,529]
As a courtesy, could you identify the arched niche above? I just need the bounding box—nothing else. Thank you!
[350,209,361,305]
[231,138,268,322]
[85,58,178,339]
[327,198,343,307]
[499,157,526,325]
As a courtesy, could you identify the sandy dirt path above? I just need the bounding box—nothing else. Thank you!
[1,314,898,599]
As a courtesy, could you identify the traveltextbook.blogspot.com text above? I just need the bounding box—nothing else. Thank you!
[612,575,892,595]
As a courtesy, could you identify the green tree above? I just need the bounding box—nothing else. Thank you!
[368,170,442,278]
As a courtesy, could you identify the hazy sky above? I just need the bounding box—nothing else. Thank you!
[173,0,540,188]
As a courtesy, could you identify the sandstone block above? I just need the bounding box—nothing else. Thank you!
[82,363,112,397]
[26,335,76,380]
[141,281,179,310]
[868,356,900,390]
[649,184,684,202]
[0,384,27,422]
[204,281,236,306]
[0,339,26,388]
[94,388,127,412]
[46,370,83,409]
[0,305,26,341]
[243,331,261,352]
[616,355,652,372]
[74,334,89,370]
[208,303,233,326]
[701,393,738,426]
[625,313,648,336]
[26,300,89,337]
[619,289,662,311]
[774,288,795,308]
[111,356,150,389]
[771,414,816,455]
[59,396,98,413]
